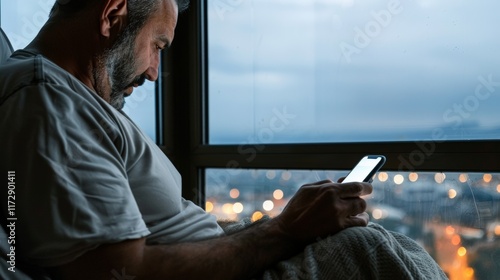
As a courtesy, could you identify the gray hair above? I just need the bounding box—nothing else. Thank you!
[50,0,190,20]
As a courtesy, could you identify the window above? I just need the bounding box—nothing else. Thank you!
[0,0,159,142]
[208,0,500,144]
[205,168,500,279]
[161,1,500,280]
[2,1,498,279]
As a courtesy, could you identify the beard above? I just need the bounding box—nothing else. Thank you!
[94,26,147,110]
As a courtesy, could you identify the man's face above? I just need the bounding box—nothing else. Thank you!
[99,0,178,110]
[105,27,142,110]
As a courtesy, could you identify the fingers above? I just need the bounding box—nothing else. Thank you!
[307,180,372,198]
[278,180,372,241]
[344,197,367,216]
[335,182,373,198]
[303,179,334,186]
[302,180,372,198]
[345,212,370,227]
[328,183,370,227]
[300,181,371,215]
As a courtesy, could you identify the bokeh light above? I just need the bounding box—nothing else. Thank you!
[273,189,284,200]
[222,203,233,214]
[252,211,264,222]
[281,171,292,181]
[266,170,276,180]
[459,173,468,183]
[446,225,455,235]
[457,247,467,257]
[233,202,244,214]
[483,173,492,183]
[372,208,383,220]
[378,172,389,182]
[448,189,457,199]
[494,225,500,236]
[263,200,274,211]
[394,174,404,185]
[230,188,240,199]
[451,234,461,246]
[434,173,446,184]
[205,201,214,213]
[408,172,419,182]
[464,267,474,278]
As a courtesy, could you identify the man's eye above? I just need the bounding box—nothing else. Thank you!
[155,44,165,51]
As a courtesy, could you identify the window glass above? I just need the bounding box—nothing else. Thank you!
[0,0,157,141]
[206,168,500,279]
[207,0,500,144]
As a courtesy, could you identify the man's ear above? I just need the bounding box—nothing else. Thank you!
[100,0,128,39]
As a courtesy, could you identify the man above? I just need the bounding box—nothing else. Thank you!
[0,0,447,279]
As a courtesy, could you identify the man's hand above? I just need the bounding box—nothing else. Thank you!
[274,180,373,243]
[53,180,372,280]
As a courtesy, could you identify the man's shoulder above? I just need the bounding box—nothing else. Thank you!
[0,50,37,97]
[0,50,90,102]
[0,50,122,139]
[3,50,64,83]
[0,50,107,115]
[0,50,51,82]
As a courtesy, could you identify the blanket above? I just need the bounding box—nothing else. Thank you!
[222,219,448,280]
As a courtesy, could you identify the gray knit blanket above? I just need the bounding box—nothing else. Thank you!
[222,219,448,280]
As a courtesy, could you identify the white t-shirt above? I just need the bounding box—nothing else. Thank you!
[0,50,224,267]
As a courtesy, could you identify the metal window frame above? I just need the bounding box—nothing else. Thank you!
[162,1,500,206]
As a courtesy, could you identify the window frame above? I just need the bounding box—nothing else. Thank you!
[161,1,500,206]
[3,2,498,206]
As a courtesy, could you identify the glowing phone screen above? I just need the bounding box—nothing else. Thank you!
[343,156,385,183]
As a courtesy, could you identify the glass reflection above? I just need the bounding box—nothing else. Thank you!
[206,169,500,279]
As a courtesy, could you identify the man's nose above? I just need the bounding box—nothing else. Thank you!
[145,53,160,81]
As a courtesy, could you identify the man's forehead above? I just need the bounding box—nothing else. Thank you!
[158,35,172,48]
[152,0,179,42]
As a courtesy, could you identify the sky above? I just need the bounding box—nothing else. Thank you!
[207,0,500,144]
[2,0,500,144]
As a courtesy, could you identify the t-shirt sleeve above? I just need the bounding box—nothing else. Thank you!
[0,83,150,267]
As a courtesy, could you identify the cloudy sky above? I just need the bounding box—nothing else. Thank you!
[207,0,500,144]
[3,1,500,144]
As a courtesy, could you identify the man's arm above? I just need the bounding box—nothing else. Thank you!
[52,180,372,280]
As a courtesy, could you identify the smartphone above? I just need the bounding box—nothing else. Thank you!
[342,155,386,183]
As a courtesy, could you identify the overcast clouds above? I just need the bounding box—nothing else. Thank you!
[2,1,500,144]
[207,0,500,143]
